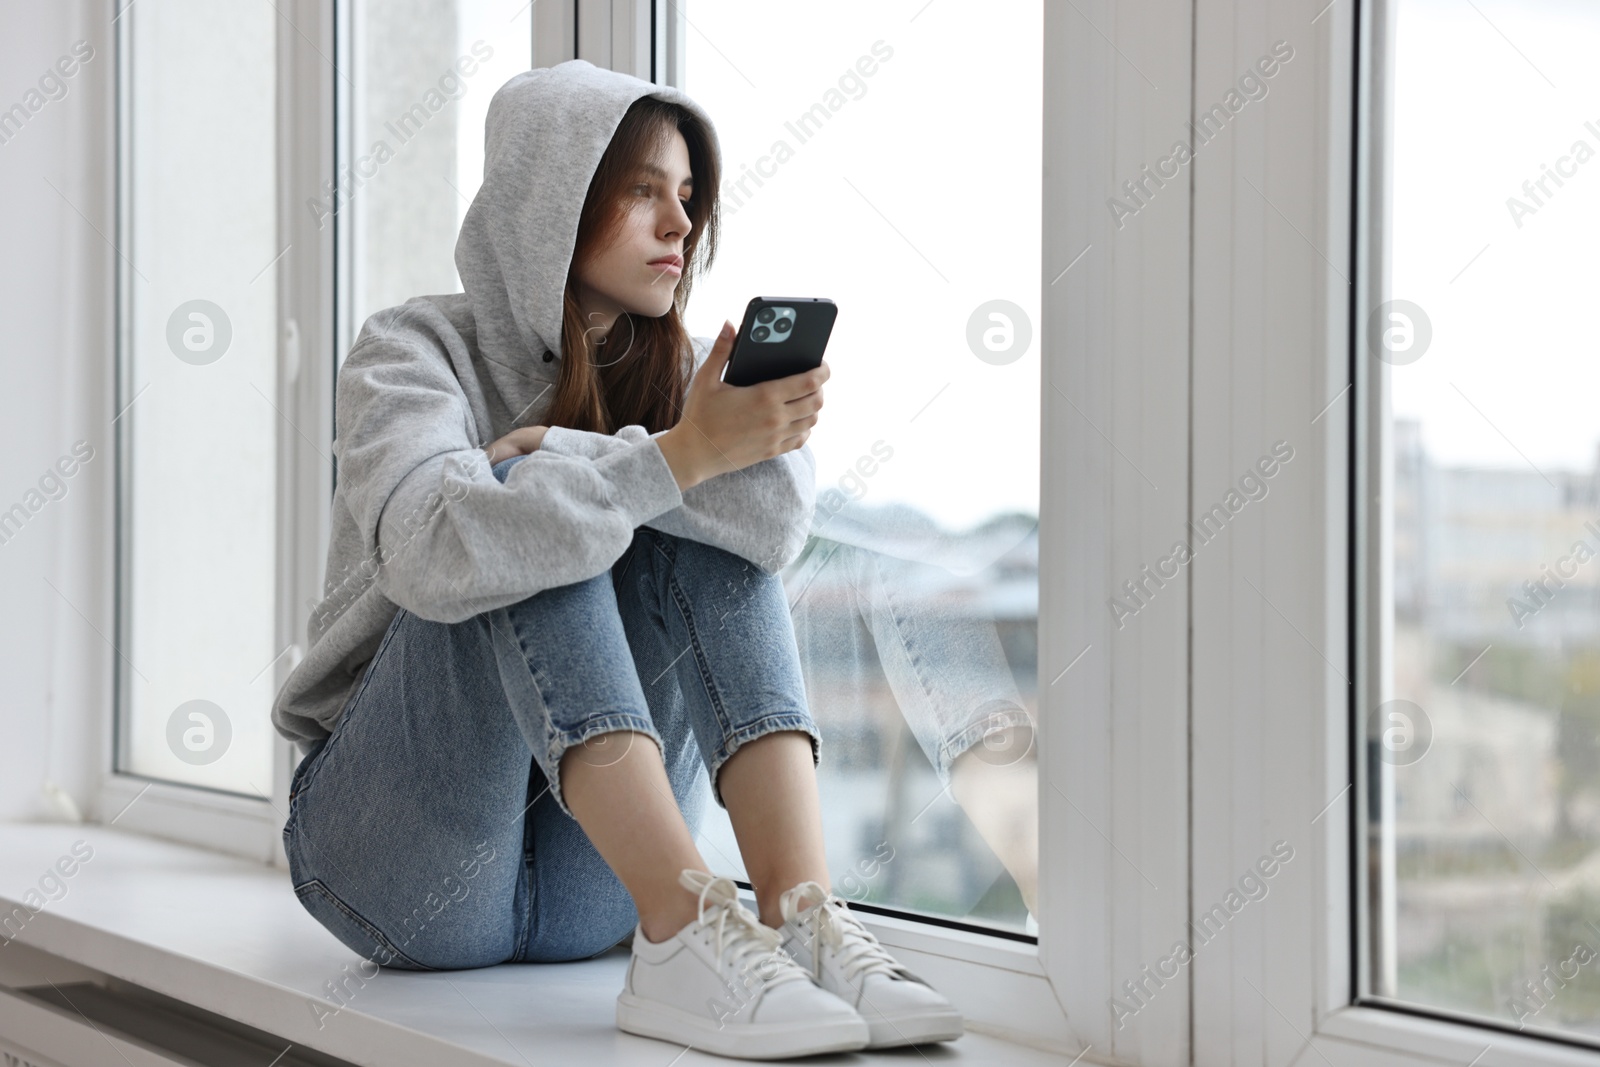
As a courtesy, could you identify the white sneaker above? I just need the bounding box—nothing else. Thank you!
[777,881,964,1048]
[616,869,869,1060]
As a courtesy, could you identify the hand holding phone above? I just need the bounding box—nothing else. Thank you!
[656,308,831,490]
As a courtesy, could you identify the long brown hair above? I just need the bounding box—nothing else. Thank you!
[544,96,720,434]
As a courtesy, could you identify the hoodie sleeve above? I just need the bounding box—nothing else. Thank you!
[536,333,817,574]
[335,321,685,624]
[540,423,816,574]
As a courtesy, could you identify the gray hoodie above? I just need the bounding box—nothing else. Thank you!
[270,60,816,751]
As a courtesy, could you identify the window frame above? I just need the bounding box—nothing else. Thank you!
[101,0,1598,1060]
[1182,0,1361,1057]
[1190,0,1600,1063]
[103,0,332,865]
[1345,0,1600,1061]
[1037,0,1196,1057]
[94,0,1156,1051]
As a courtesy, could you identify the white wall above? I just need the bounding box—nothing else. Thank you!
[0,1,113,823]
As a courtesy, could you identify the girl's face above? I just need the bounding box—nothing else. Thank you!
[573,127,694,330]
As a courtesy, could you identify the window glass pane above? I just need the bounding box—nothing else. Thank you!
[684,1,1042,934]
[121,2,278,791]
[345,0,533,355]
[1376,0,1600,1040]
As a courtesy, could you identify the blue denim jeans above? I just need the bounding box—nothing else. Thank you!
[283,453,822,970]
[781,537,1034,789]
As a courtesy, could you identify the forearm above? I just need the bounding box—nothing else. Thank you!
[539,424,816,572]
[364,440,684,621]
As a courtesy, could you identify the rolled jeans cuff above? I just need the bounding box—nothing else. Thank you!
[706,711,822,810]
[542,711,667,823]
[937,700,1037,782]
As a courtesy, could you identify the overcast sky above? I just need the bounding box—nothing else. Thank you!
[1390,0,1600,473]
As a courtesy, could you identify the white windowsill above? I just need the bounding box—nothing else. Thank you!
[0,822,1066,1066]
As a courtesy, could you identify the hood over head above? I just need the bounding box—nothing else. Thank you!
[453,59,720,418]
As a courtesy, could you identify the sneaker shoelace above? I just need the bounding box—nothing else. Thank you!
[779,880,909,985]
[678,869,806,991]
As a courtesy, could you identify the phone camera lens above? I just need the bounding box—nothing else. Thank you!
[756,308,776,324]
[752,325,771,341]
[773,318,792,334]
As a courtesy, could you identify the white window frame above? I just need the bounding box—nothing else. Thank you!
[1036,0,1194,1058]
[90,0,1181,1052]
[1189,0,1600,1063]
[100,0,335,866]
[96,0,1596,1059]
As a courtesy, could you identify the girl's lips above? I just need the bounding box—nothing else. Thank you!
[648,259,682,276]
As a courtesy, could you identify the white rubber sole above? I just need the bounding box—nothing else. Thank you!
[617,992,869,1060]
[863,1008,965,1048]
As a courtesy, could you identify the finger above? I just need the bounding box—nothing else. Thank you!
[777,428,812,452]
[775,370,826,403]
[697,319,737,383]
[784,396,823,422]
[777,411,819,445]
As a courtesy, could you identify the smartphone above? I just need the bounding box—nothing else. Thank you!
[720,297,837,387]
